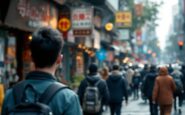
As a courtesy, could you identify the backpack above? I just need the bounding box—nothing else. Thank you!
[173,75,183,93]
[82,80,102,113]
[8,82,68,115]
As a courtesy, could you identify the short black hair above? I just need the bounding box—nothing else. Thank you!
[112,64,119,70]
[30,27,63,68]
[88,63,98,74]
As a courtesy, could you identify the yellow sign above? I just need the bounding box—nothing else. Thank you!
[58,18,71,32]
[116,11,132,28]
[105,23,113,31]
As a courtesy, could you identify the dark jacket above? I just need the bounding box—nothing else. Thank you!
[106,71,128,103]
[2,71,82,115]
[143,70,158,98]
[77,74,109,106]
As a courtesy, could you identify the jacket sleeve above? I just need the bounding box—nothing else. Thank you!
[171,77,176,93]
[122,78,128,101]
[142,76,147,95]
[101,80,110,105]
[152,78,159,102]
[64,94,82,115]
[77,80,86,105]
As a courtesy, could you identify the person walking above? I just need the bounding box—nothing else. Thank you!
[132,70,141,100]
[142,65,158,115]
[153,67,176,115]
[106,64,128,115]
[171,67,183,114]
[78,63,109,115]
[1,27,82,115]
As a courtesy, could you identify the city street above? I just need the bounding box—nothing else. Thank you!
[103,96,185,115]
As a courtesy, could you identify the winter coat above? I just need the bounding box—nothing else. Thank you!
[2,71,82,115]
[106,71,128,103]
[77,74,109,106]
[126,69,134,85]
[142,70,158,98]
[152,75,176,105]
[132,75,141,88]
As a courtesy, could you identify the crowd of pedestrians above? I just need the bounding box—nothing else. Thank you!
[1,27,185,115]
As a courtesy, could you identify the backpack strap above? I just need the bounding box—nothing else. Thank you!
[13,82,27,105]
[94,80,101,86]
[39,83,68,104]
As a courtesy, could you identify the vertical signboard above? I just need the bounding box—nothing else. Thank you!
[135,4,143,17]
[115,11,132,28]
[71,7,93,37]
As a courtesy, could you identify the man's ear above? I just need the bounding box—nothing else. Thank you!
[56,54,63,64]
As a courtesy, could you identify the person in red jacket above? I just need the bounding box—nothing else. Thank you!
[153,67,176,115]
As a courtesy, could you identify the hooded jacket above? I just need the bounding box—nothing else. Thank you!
[77,74,109,107]
[152,67,176,105]
[106,70,128,103]
[2,71,82,115]
[143,70,158,98]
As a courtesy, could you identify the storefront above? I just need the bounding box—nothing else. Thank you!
[4,0,58,82]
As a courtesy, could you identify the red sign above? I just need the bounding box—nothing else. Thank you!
[58,18,71,32]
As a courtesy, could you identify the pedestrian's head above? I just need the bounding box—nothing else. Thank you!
[159,67,168,76]
[112,64,119,71]
[30,27,64,68]
[150,65,156,71]
[88,63,98,75]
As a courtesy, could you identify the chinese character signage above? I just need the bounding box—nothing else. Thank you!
[72,7,93,36]
[116,11,132,28]
[58,17,71,32]
[5,0,58,32]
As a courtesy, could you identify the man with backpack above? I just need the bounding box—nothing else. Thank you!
[2,27,82,115]
[106,64,128,115]
[171,67,184,114]
[77,63,109,115]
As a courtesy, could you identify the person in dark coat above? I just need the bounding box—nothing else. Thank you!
[106,64,128,115]
[180,64,185,99]
[143,65,158,115]
[77,63,109,115]
[132,70,141,100]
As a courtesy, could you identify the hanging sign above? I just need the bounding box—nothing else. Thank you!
[58,17,71,32]
[115,11,132,28]
[72,7,93,36]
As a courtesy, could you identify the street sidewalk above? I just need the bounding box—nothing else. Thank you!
[102,96,185,115]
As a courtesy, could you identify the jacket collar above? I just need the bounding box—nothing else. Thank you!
[26,71,56,81]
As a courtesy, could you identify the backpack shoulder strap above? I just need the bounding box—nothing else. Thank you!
[39,83,69,104]
[95,79,101,86]
[13,82,26,105]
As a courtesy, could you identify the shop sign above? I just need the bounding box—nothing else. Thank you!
[5,0,58,32]
[67,30,75,43]
[58,18,71,32]
[135,4,143,17]
[72,7,93,36]
[93,15,101,28]
[115,11,132,28]
[118,29,129,40]
[93,29,100,49]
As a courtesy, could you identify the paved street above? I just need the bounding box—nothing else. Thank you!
[102,96,185,115]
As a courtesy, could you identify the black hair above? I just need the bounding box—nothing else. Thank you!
[30,27,63,68]
[112,64,119,70]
